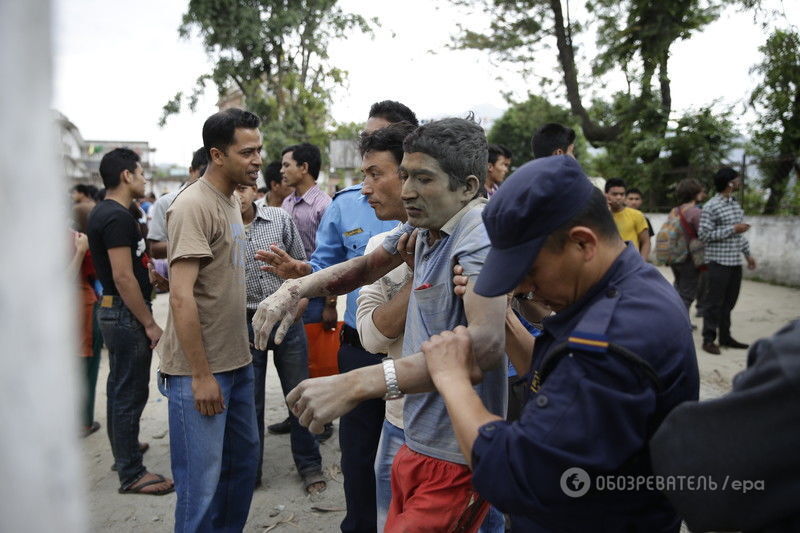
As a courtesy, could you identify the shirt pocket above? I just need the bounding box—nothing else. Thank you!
[342,227,370,256]
[412,283,453,336]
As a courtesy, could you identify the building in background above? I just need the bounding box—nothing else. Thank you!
[84,139,154,183]
[54,110,156,194]
[328,138,361,193]
[55,110,90,183]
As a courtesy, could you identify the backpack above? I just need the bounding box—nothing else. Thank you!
[655,207,689,265]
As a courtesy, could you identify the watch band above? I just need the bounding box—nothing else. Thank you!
[382,358,403,401]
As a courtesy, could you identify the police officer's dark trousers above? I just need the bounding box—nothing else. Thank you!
[338,327,385,533]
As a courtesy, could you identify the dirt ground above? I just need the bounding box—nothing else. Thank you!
[83,268,800,532]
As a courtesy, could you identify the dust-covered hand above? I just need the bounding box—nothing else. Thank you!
[396,228,419,270]
[252,279,304,349]
[286,374,361,434]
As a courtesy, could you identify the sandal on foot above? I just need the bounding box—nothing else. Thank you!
[118,472,174,496]
[301,470,327,495]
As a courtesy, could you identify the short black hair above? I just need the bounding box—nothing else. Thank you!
[713,166,739,192]
[282,143,322,179]
[190,146,209,173]
[499,144,512,159]
[98,148,140,189]
[368,100,419,126]
[359,121,417,166]
[264,161,282,187]
[531,123,576,159]
[488,144,505,165]
[546,187,622,250]
[675,178,704,204]
[86,184,99,200]
[257,186,268,194]
[202,108,260,160]
[604,177,626,193]
[403,116,487,194]
[626,187,643,197]
[71,184,93,197]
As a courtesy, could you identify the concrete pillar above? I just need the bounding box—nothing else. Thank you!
[0,0,86,531]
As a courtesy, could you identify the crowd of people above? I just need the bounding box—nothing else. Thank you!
[67,100,797,533]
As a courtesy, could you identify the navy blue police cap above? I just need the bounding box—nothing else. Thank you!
[474,155,595,297]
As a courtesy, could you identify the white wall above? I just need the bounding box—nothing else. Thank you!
[648,213,800,287]
[0,1,86,531]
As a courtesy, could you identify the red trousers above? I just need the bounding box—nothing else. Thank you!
[385,444,490,533]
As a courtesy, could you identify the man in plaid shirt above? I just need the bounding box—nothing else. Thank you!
[698,167,757,355]
[237,182,326,494]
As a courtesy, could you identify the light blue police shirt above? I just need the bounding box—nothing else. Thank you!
[308,183,398,329]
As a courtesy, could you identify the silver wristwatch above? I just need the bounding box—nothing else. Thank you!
[382,358,403,401]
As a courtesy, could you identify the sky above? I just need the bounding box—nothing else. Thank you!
[53,0,798,167]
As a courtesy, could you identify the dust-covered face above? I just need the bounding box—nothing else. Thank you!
[399,152,475,232]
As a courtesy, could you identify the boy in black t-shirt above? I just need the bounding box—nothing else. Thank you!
[87,148,173,496]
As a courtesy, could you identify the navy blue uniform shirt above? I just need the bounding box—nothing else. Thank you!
[471,244,700,532]
[308,184,398,328]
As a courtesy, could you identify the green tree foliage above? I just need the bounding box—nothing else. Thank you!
[591,104,739,208]
[159,0,371,159]
[451,0,731,156]
[749,28,800,214]
[486,94,585,165]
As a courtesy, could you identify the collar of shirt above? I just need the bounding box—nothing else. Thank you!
[541,242,639,341]
[198,177,237,207]
[712,193,736,205]
[253,203,280,222]
[290,184,324,206]
[439,197,488,236]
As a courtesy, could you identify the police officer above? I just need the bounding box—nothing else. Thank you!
[421,156,700,532]
[261,182,397,531]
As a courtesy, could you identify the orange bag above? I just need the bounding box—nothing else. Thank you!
[304,322,343,377]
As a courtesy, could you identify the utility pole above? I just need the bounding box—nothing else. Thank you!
[0,1,86,531]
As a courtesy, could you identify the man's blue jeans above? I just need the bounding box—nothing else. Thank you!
[246,316,322,482]
[160,365,259,533]
[95,298,151,487]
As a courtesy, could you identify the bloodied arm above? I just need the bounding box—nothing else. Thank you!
[252,244,403,349]
[284,280,506,434]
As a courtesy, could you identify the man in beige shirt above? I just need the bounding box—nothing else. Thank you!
[157,108,261,532]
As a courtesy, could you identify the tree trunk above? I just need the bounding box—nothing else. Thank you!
[762,155,797,214]
[763,88,800,214]
[549,0,621,144]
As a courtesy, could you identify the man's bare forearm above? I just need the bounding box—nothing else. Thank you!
[296,249,400,299]
[372,280,412,339]
[347,322,505,401]
[114,274,156,328]
[639,230,651,259]
[170,291,212,377]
